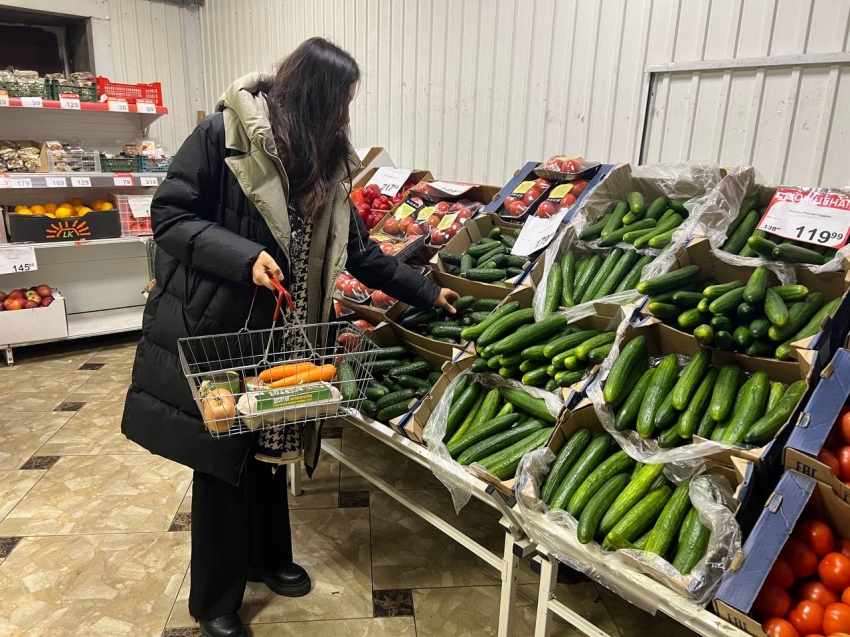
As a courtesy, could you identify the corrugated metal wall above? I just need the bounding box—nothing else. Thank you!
[198,0,850,187]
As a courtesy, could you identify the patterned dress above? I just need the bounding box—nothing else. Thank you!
[254,200,314,465]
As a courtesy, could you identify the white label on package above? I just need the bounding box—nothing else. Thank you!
[71,176,92,188]
[136,100,157,114]
[11,177,32,188]
[0,174,9,188]
[139,176,159,187]
[45,176,67,188]
[108,99,129,113]
[59,94,80,110]
[0,91,8,107]
[427,180,474,197]
[127,195,153,218]
[757,187,850,249]
[0,246,37,275]
[513,208,571,256]
[21,97,42,108]
[367,167,411,196]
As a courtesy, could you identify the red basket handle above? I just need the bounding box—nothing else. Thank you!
[269,277,295,322]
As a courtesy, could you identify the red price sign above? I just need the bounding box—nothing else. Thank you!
[757,187,850,249]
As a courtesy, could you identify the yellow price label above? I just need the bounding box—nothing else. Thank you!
[437,213,458,230]
[416,205,436,222]
[549,183,573,198]
[395,202,417,219]
[510,180,536,195]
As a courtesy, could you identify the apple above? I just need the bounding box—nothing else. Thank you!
[0,291,6,303]
[8,290,24,301]
[23,300,39,309]
[36,285,52,298]
[4,298,23,311]
[25,291,40,302]
[41,296,54,307]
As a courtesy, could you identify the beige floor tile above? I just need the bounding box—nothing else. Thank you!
[0,368,96,394]
[0,390,75,412]
[370,488,534,589]
[168,507,372,627]
[595,583,698,636]
[0,470,45,522]
[289,440,340,510]
[339,428,442,492]
[70,364,133,402]
[0,411,74,470]
[177,483,192,514]
[0,532,189,637]
[86,340,138,364]
[4,348,98,371]
[249,618,416,636]
[0,455,191,536]
[37,401,144,456]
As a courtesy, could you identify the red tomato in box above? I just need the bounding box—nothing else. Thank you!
[449,221,462,236]
[823,603,850,635]
[449,202,463,211]
[767,558,796,589]
[537,201,556,218]
[457,207,472,220]
[350,188,367,206]
[435,201,451,213]
[508,200,527,217]
[799,581,839,607]
[819,449,841,478]
[522,187,542,205]
[795,520,836,557]
[788,600,825,637]
[560,193,578,209]
[754,582,793,620]
[571,179,589,196]
[430,230,448,245]
[819,553,850,591]
[407,224,425,236]
[426,214,441,228]
[343,281,355,298]
[534,178,551,190]
[836,446,850,481]
[761,618,798,637]
[399,216,414,234]
[782,538,819,578]
[383,217,399,235]
[353,319,373,331]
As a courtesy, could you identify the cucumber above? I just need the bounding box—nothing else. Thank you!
[647,302,680,322]
[364,385,389,401]
[459,253,475,275]
[467,239,501,258]
[593,250,640,298]
[470,358,491,373]
[431,324,464,338]
[696,410,716,439]
[568,451,634,517]
[766,381,785,412]
[581,249,623,303]
[457,419,546,465]
[540,428,593,503]
[598,463,665,536]
[377,400,413,421]
[671,349,711,411]
[658,424,684,448]
[668,198,690,214]
[721,371,769,444]
[473,298,501,311]
[745,380,807,445]
[672,507,710,575]
[477,308,536,347]
[580,216,610,241]
[589,344,613,364]
[522,367,550,387]
[520,344,549,361]
[768,293,825,342]
[648,230,675,249]
[678,308,707,332]
[445,382,482,439]
[373,346,411,361]
[451,376,469,404]
[491,314,569,356]
[643,196,668,222]
[654,394,679,430]
[637,354,679,438]
[678,367,718,439]
[447,413,521,458]
[441,251,463,266]
[545,378,558,392]
[746,339,774,357]
[709,365,739,421]
[623,227,655,244]
[577,473,631,544]
[601,202,629,237]
[636,265,701,296]
[672,291,705,309]
[549,432,612,511]
[499,386,557,424]
[499,365,520,379]
[603,336,648,407]
[614,368,655,432]
[633,214,684,250]
[544,262,563,315]
[743,266,769,303]
[478,428,553,480]
[602,486,673,551]
[703,280,744,300]
[543,330,601,359]
[773,243,825,265]
[467,388,501,434]
[376,389,415,410]
[749,318,770,339]
[598,220,656,248]
[460,301,520,341]
[775,297,841,360]
[466,268,507,282]
[395,375,434,393]
[722,209,759,254]
[361,400,377,418]
[614,255,654,293]
[710,315,734,333]
[693,324,714,346]
[709,286,746,315]
[387,361,430,379]
[519,360,545,375]
[714,330,735,351]
[561,252,576,307]
[557,370,586,387]
[645,479,692,556]
[733,325,754,348]
[772,285,809,302]
[573,255,603,302]
[400,309,438,328]
[365,359,403,374]
[764,287,789,327]
[574,332,617,362]
[498,353,524,367]
[697,297,711,313]
[626,192,645,215]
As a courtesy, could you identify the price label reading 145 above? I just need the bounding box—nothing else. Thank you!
[0,247,37,276]
[757,187,850,250]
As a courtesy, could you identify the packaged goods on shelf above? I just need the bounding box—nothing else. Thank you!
[0,287,68,346]
[45,72,97,102]
[95,76,163,105]
[0,69,48,98]
[352,167,431,231]
[0,140,47,173]
[3,197,120,243]
[113,194,153,236]
[44,141,100,173]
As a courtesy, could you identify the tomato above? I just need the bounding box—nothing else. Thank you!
[456,207,472,220]
[800,582,840,607]
[819,553,850,591]
[522,187,543,205]
[836,541,850,559]
[381,217,398,235]
[435,201,451,213]
[843,588,850,606]
[841,411,850,445]
[353,319,373,331]
[337,331,360,351]
[563,159,582,173]
[537,201,557,218]
[571,180,589,196]
[399,216,414,234]
[768,558,797,589]
[823,603,850,635]
[755,582,793,620]
[449,202,463,211]
[796,521,836,557]
[819,449,841,478]
[407,223,425,236]
[789,601,825,636]
[837,446,850,481]
[426,214,441,229]
[342,281,355,298]
[763,618,800,637]
[449,221,462,235]
[429,230,447,245]
[560,193,578,209]
[783,538,820,578]
[508,201,527,217]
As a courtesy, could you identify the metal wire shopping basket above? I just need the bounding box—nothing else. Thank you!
[177,279,378,438]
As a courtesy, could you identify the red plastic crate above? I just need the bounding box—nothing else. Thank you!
[96,77,163,106]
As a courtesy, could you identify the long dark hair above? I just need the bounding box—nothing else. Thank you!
[267,38,360,217]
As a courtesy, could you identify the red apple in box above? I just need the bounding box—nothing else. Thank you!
[36,285,52,298]
[8,290,24,301]
[23,300,39,309]
[0,290,6,303]
[42,296,54,307]
[25,291,40,303]
[4,298,23,311]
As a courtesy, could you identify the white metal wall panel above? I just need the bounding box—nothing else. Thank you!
[198,0,850,187]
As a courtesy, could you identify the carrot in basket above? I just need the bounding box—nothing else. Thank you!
[268,364,337,388]
[259,361,318,383]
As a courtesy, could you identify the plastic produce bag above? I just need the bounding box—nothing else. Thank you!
[423,370,564,513]
[515,450,741,608]
[692,165,850,274]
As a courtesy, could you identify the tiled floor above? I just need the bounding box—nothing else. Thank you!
[0,336,695,636]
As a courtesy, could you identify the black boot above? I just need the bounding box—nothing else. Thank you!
[198,614,247,637]
[248,563,311,597]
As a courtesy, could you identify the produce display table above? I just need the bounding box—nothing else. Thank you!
[329,411,536,637]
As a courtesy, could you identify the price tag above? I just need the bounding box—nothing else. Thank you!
[45,176,67,188]
[127,195,153,218]
[21,96,43,108]
[395,201,419,219]
[427,180,475,197]
[367,167,412,197]
[0,90,8,107]
[113,172,134,187]
[108,99,129,113]
[136,100,157,114]
[512,209,571,256]
[436,212,458,231]
[71,176,92,188]
[11,177,32,188]
[0,246,37,275]
[757,187,850,249]
[0,173,10,188]
[416,205,436,222]
[510,181,536,195]
[549,183,574,198]
[59,93,81,110]
[139,176,159,187]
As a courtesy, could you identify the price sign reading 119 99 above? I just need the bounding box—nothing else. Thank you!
[757,187,850,250]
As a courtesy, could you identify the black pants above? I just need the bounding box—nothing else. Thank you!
[189,458,292,620]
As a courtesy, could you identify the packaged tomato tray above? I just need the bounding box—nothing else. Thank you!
[499,176,553,219]
[350,182,415,231]
[380,194,483,246]
[369,232,425,262]
[534,177,592,218]
[535,155,602,181]
[334,271,373,303]
[370,289,397,310]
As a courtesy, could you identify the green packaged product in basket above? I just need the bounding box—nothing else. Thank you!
[236,382,341,429]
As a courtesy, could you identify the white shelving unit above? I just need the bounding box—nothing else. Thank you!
[0,102,167,364]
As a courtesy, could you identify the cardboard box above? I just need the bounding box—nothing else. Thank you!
[0,288,68,346]
[353,147,394,179]
[336,296,387,328]
[785,347,850,503]
[353,167,432,193]
[5,209,121,243]
[1,140,49,173]
[641,238,850,367]
[713,471,850,637]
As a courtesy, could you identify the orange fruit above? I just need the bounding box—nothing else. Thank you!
[45,213,56,218]
[16,208,33,215]
[54,207,73,218]
[70,197,84,207]
[44,202,57,214]
[90,199,106,210]
[77,207,93,216]
[29,204,47,215]
[99,201,114,211]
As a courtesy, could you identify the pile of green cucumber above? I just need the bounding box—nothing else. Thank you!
[541,428,711,573]
[603,336,808,447]
[466,307,616,391]
[543,248,663,311]
[721,198,837,265]
[639,264,842,360]
[444,383,556,479]
[360,345,442,423]
[440,226,532,283]
[579,193,693,250]
[395,296,502,346]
